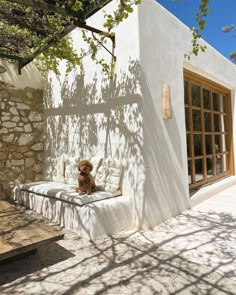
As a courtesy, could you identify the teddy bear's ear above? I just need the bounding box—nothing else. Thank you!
[89,163,93,171]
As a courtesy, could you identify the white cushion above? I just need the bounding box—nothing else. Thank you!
[18,181,122,206]
[89,156,103,177]
[95,158,123,192]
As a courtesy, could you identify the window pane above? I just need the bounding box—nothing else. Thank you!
[203,89,210,109]
[186,134,191,156]
[188,160,192,184]
[185,107,190,131]
[205,135,212,155]
[192,84,201,107]
[213,93,219,111]
[223,154,228,172]
[222,96,226,113]
[223,115,228,131]
[206,157,213,178]
[194,134,202,156]
[204,112,211,132]
[222,133,227,153]
[219,95,223,112]
[192,110,201,131]
[215,136,221,154]
[195,159,203,181]
[214,114,221,132]
[216,157,222,175]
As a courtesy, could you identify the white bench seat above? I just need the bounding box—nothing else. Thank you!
[16,181,122,206]
[14,181,132,240]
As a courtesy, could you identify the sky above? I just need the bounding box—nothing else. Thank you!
[156,0,236,62]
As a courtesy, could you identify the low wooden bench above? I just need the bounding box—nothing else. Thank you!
[0,201,64,262]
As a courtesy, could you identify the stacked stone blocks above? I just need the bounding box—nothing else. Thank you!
[0,81,44,199]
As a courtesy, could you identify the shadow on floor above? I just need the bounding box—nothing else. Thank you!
[0,242,74,286]
[1,210,236,294]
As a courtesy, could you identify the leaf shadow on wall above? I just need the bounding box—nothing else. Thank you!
[43,59,145,226]
[43,58,189,230]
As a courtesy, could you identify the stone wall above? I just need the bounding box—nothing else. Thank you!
[0,81,44,200]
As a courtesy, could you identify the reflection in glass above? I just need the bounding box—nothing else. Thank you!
[194,134,202,156]
[222,133,227,153]
[188,160,192,184]
[195,159,203,181]
[223,115,228,131]
[219,95,223,112]
[216,156,222,175]
[222,96,226,113]
[215,135,221,154]
[185,108,189,131]
[223,154,228,172]
[203,89,210,109]
[213,93,219,111]
[205,135,212,154]
[214,114,220,132]
[192,110,201,131]
[192,84,200,107]
[186,135,191,156]
[206,157,213,178]
[204,112,211,132]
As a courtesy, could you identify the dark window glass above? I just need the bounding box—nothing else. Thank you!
[194,134,202,156]
[192,110,201,131]
[192,84,201,107]
[203,89,210,109]
[204,112,211,132]
[213,93,219,111]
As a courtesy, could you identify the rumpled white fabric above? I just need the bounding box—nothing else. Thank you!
[95,158,123,192]
[17,181,121,206]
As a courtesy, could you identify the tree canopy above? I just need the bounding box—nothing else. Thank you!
[0,0,141,76]
[1,0,233,77]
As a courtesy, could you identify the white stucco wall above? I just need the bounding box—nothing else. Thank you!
[44,0,142,223]
[139,0,236,228]
[0,59,43,89]
[43,0,236,233]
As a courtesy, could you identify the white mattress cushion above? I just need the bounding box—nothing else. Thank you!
[95,158,123,192]
[18,181,122,206]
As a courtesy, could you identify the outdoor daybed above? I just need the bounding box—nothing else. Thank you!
[14,157,132,240]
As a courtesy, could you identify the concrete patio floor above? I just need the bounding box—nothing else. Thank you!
[1,184,236,294]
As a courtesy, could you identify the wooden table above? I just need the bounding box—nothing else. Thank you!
[0,201,64,262]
